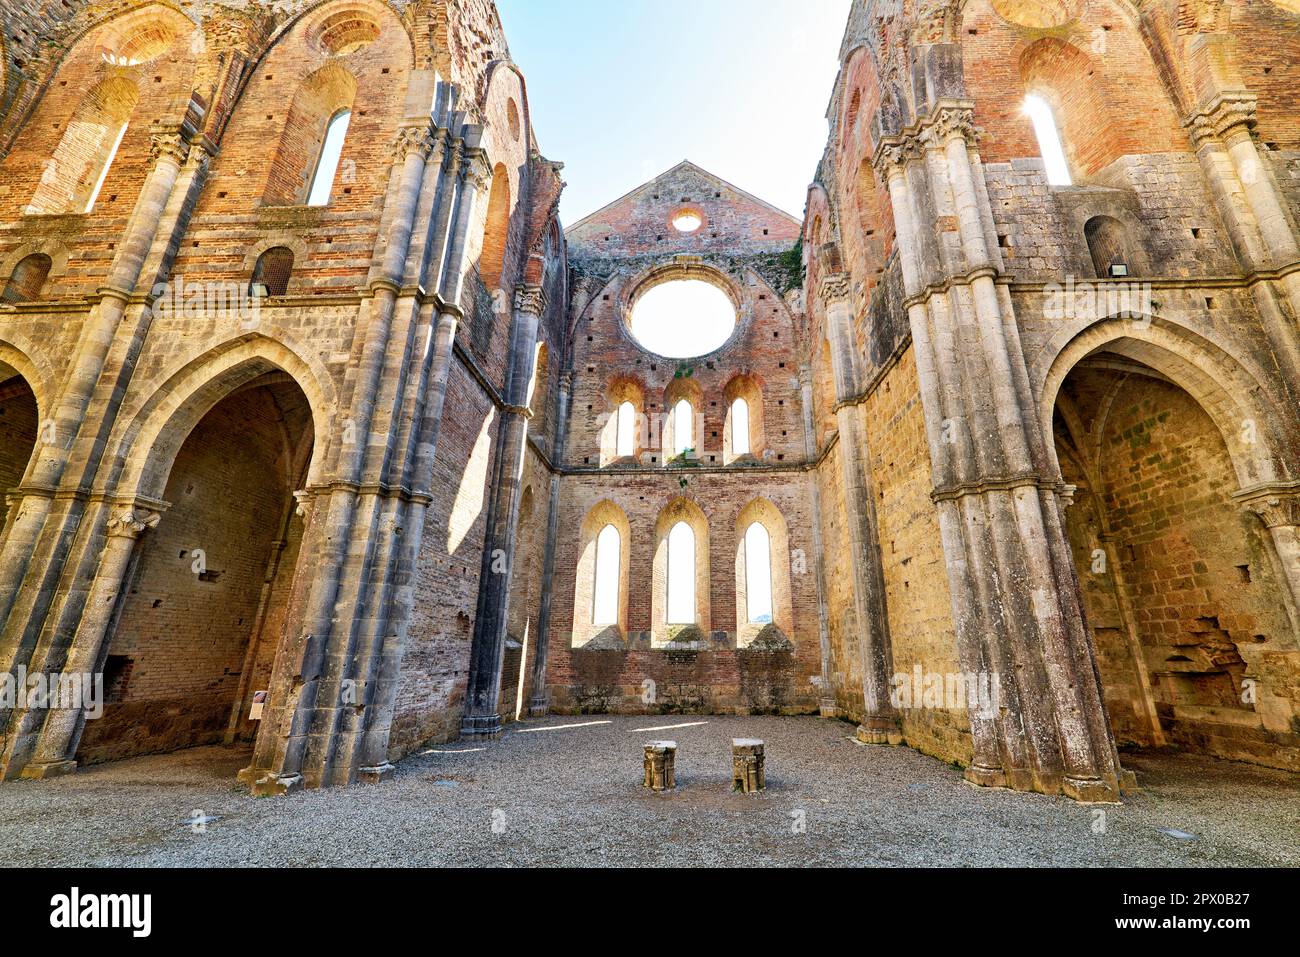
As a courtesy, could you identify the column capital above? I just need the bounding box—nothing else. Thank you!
[918,101,980,152]
[390,120,435,164]
[817,271,853,310]
[1234,481,1300,529]
[106,506,162,540]
[514,284,548,317]
[1185,91,1258,148]
[149,122,191,166]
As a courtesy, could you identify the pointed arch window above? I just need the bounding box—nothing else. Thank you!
[744,522,774,624]
[672,399,694,457]
[307,109,351,207]
[666,521,696,624]
[616,400,636,458]
[732,397,750,456]
[1024,94,1071,186]
[592,524,621,626]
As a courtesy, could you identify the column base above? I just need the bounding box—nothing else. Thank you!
[358,763,395,785]
[855,718,903,746]
[1062,774,1122,804]
[238,767,303,797]
[818,698,838,718]
[527,695,549,718]
[461,712,502,737]
[963,763,1008,790]
[20,759,77,781]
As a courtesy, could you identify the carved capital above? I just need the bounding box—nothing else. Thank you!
[514,284,548,317]
[106,508,161,540]
[1185,92,1258,148]
[817,272,853,309]
[919,103,980,152]
[872,135,918,180]
[391,122,435,164]
[293,489,313,520]
[149,125,190,166]
[1235,482,1300,529]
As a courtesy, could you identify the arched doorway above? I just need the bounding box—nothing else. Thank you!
[0,369,39,517]
[1052,348,1298,769]
[76,371,314,766]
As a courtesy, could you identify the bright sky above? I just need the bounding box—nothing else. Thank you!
[497,0,853,226]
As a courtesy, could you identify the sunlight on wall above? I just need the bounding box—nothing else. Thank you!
[1024,95,1071,186]
[447,408,495,554]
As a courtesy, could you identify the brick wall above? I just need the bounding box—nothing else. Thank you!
[78,377,310,764]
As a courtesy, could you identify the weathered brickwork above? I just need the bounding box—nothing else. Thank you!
[805,0,1300,799]
[0,0,1297,801]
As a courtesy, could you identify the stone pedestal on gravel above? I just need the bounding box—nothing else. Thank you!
[732,739,765,792]
[643,741,676,791]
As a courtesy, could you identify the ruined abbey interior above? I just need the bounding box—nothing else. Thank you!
[0,0,1297,808]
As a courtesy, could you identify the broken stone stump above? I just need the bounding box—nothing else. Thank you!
[643,741,677,791]
[732,738,765,793]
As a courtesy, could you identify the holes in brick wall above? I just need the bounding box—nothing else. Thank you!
[1237,564,1252,583]
[1191,228,1202,239]
[1205,297,1217,309]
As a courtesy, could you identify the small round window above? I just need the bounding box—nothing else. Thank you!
[629,279,736,358]
[671,210,703,233]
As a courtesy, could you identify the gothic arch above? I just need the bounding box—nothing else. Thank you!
[1039,317,1294,490]
[571,499,631,648]
[734,497,795,648]
[112,334,334,502]
[651,496,711,646]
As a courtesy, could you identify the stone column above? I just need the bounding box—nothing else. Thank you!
[14,507,160,780]
[1236,484,1300,635]
[527,371,571,716]
[872,101,1124,801]
[1186,93,1300,391]
[819,274,900,743]
[462,286,547,736]
[798,364,837,716]
[0,126,190,638]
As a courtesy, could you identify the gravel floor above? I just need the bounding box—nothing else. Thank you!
[0,715,1296,867]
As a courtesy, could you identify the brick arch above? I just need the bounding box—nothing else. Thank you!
[662,374,705,462]
[263,62,357,207]
[734,497,794,647]
[600,375,646,466]
[478,163,512,292]
[571,499,632,648]
[112,335,334,503]
[722,372,766,463]
[1039,317,1293,489]
[651,496,711,645]
[27,76,139,215]
[260,0,418,68]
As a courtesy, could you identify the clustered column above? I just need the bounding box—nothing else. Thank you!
[874,100,1126,800]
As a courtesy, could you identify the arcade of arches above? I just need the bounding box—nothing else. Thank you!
[0,0,1297,803]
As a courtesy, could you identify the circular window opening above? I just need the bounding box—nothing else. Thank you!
[671,210,703,233]
[315,10,381,56]
[990,0,1082,28]
[629,279,736,358]
[100,24,176,66]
